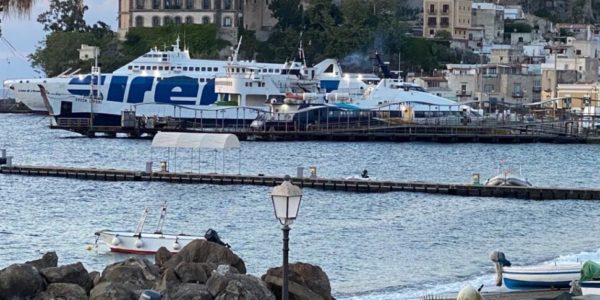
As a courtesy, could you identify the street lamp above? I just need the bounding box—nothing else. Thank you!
[271,175,303,300]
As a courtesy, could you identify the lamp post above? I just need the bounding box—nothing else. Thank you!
[271,175,303,300]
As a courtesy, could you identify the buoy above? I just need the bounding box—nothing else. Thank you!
[111,237,120,246]
[173,240,181,251]
[135,238,144,248]
[85,245,93,251]
[457,286,482,300]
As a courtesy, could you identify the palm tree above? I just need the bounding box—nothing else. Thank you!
[0,0,36,14]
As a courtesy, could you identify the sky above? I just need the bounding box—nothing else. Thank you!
[0,0,118,92]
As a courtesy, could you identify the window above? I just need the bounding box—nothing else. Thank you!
[442,4,449,13]
[429,4,435,13]
[512,82,521,94]
[186,16,194,24]
[427,17,436,26]
[202,16,210,24]
[186,0,194,8]
[175,16,182,24]
[158,66,164,71]
[195,67,200,71]
[153,0,161,8]
[224,0,231,9]
[152,16,160,27]
[576,49,582,55]
[214,67,218,72]
[152,66,158,70]
[440,17,449,27]
[164,16,172,25]
[223,16,232,27]
[518,37,523,43]
[484,84,493,93]
[201,67,206,71]
[141,66,146,70]
[135,16,144,27]
[183,67,188,71]
[164,0,172,8]
[203,0,210,9]
[136,0,145,9]
[429,29,434,35]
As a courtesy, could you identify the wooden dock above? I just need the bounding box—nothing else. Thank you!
[2,164,600,200]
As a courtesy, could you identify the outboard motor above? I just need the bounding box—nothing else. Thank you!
[490,251,511,286]
[205,228,231,248]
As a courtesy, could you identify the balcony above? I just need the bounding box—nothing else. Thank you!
[532,86,542,92]
[456,90,472,97]
[512,91,524,98]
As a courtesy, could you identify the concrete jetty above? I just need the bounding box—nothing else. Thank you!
[1,164,600,200]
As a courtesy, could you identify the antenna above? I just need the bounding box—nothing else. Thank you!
[232,36,243,62]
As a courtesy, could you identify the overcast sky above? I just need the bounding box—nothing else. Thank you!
[0,0,118,89]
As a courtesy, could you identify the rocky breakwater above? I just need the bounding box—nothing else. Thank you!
[0,239,333,300]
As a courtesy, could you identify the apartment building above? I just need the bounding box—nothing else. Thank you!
[423,0,472,40]
[471,2,504,44]
[118,0,243,43]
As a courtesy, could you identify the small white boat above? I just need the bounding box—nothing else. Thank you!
[485,162,532,187]
[345,170,374,181]
[581,281,600,295]
[491,251,581,290]
[95,202,205,254]
[502,264,581,289]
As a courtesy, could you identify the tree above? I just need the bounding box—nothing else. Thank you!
[37,0,88,32]
[0,0,35,15]
[268,0,304,30]
[434,30,452,40]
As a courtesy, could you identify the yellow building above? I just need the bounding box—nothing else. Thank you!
[423,0,472,40]
[556,83,600,110]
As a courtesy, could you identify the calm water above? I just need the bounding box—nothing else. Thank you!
[1,113,600,299]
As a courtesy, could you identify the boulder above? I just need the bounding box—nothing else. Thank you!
[175,262,209,284]
[261,262,332,300]
[40,262,93,293]
[26,252,58,270]
[90,281,135,300]
[207,266,274,300]
[164,239,246,274]
[35,283,87,300]
[89,271,101,286]
[169,283,212,300]
[0,263,45,299]
[155,267,180,293]
[99,258,159,291]
[155,247,173,270]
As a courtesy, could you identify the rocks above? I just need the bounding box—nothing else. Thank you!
[164,239,246,274]
[0,263,45,300]
[99,258,159,291]
[208,265,275,300]
[155,246,173,269]
[35,283,87,300]
[40,262,93,293]
[89,282,135,300]
[26,251,58,271]
[262,262,332,300]
[0,243,332,300]
[169,283,212,300]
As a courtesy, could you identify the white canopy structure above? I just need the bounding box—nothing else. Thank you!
[149,132,241,174]
[151,132,240,149]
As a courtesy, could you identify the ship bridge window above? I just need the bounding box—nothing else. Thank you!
[195,67,200,71]
[140,66,146,70]
[274,69,279,73]
[152,66,158,70]
[268,68,273,73]
[183,67,188,71]
[199,78,205,82]
[201,67,206,71]
[158,66,164,70]
[262,69,267,73]
[214,67,218,72]
[324,64,334,73]
[128,66,133,70]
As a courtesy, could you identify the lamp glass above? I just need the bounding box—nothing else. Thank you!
[271,195,302,225]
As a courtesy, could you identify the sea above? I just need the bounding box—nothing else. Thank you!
[1,113,600,299]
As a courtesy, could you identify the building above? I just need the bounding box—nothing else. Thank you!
[242,0,277,41]
[118,0,242,44]
[423,0,472,40]
[471,2,504,44]
[556,83,600,110]
[413,76,455,100]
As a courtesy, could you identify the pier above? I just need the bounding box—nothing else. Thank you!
[50,115,599,143]
[2,164,600,200]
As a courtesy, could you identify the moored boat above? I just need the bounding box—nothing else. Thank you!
[485,162,532,187]
[490,251,580,290]
[94,202,226,254]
